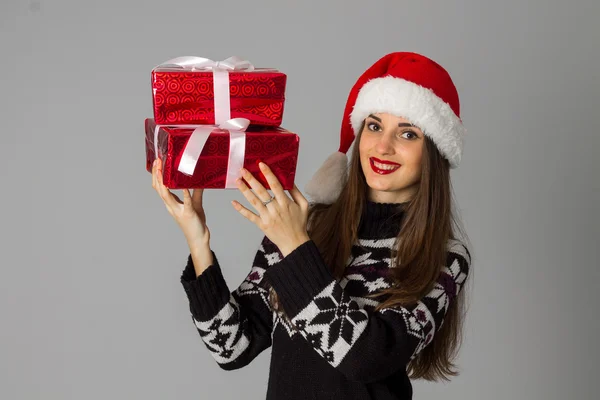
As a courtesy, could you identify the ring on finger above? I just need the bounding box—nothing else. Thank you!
[262,195,275,206]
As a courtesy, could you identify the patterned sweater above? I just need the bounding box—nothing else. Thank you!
[180,201,471,400]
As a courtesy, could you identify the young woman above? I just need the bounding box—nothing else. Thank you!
[151,52,472,400]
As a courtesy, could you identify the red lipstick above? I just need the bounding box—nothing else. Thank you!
[369,157,401,175]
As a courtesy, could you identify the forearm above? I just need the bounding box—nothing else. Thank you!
[188,239,213,277]
[180,236,277,369]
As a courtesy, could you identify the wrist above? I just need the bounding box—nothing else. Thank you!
[186,230,210,250]
[188,240,213,277]
[280,235,311,258]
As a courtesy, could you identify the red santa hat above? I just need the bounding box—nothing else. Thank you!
[304,52,466,204]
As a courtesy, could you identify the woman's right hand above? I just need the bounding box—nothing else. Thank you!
[151,158,210,247]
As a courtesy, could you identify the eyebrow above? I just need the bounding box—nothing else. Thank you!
[367,114,416,128]
[367,114,382,122]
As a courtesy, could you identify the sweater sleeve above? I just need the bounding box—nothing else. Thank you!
[263,239,471,383]
[180,236,276,370]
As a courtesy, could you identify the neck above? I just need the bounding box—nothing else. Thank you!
[367,184,418,204]
[357,200,407,239]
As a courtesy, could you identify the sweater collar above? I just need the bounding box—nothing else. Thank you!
[357,200,407,239]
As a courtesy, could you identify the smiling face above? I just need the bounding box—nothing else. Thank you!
[358,113,425,203]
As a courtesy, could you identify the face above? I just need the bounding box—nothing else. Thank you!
[358,113,425,203]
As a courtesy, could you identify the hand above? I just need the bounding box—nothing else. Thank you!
[151,158,210,247]
[232,162,310,257]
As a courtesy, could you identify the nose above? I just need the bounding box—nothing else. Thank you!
[375,133,395,155]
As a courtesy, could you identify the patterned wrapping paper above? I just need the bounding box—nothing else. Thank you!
[145,119,299,190]
[151,69,286,126]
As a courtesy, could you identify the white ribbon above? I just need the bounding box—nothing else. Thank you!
[154,56,258,125]
[154,56,255,72]
[153,118,250,188]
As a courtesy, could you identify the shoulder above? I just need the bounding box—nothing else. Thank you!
[446,238,472,265]
[444,239,471,283]
[442,238,471,287]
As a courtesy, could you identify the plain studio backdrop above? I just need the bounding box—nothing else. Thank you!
[1,0,598,399]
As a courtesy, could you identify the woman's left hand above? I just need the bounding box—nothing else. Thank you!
[232,162,310,257]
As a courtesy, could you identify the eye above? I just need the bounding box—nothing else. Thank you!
[366,122,382,132]
[400,130,419,140]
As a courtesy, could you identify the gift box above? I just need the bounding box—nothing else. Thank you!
[145,119,299,189]
[151,57,286,126]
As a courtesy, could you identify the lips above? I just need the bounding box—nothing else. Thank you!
[369,157,401,175]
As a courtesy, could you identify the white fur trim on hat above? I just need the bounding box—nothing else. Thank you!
[350,76,466,168]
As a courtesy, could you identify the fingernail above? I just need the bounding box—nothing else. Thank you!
[258,162,265,169]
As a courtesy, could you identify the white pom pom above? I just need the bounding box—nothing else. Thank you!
[304,151,349,204]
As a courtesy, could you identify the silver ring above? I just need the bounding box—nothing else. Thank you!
[262,195,275,206]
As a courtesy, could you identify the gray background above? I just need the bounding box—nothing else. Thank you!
[1,0,598,399]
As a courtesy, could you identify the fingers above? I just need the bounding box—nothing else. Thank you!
[236,177,268,214]
[155,160,171,201]
[152,159,159,189]
[231,200,261,225]
[152,159,165,203]
[182,189,192,208]
[289,184,309,210]
[191,188,207,222]
[240,167,271,203]
[192,188,204,204]
[258,162,287,205]
[152,158,180,209]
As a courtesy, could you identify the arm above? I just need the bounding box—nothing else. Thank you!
[263,238,471,383]
[180,236,276,370]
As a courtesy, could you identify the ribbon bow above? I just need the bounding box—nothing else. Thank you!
[155,56,255,72]
[155,55,259,125]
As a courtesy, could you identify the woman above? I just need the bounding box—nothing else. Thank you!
[151,52,472,400]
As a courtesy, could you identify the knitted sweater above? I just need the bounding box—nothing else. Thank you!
[180,201,471,400]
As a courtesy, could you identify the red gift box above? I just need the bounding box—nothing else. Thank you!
[151,66,286,126]
[145,119,299,189]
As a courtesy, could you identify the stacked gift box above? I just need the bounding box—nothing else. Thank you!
[144,56,299,190]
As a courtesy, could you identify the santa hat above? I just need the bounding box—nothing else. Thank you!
[304,52,466,204]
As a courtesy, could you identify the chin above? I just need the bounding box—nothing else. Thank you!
[365,168,406,186]
[366,173,420,199]
[365,177,403,192]
[362,161,418,193]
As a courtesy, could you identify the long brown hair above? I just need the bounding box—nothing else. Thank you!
[268,122,472,381]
